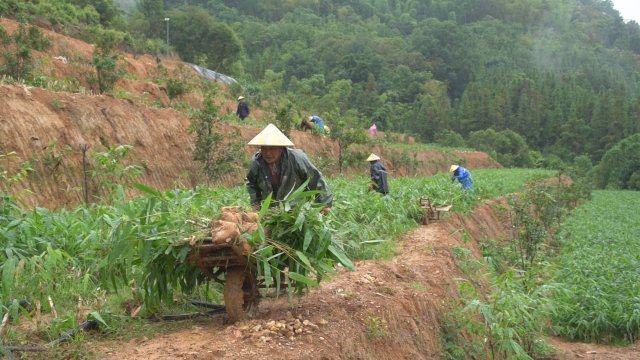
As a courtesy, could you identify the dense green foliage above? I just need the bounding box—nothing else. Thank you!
[0,23,50,81]
[551,190,640,343]
[250,188,355,298]
[442,175,589,359]
[3,0,640,168]
[183,0,640,166]
[593,133,640,189]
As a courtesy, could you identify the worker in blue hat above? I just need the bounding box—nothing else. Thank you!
[450,165,473,190]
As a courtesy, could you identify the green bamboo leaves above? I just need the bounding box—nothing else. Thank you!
[552,190,640,343]
[0,168,555,333]
[249,184,355,298]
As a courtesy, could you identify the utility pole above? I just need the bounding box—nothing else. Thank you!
[164,17,170,50]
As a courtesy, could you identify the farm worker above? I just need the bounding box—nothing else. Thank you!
[309,115,324,129]
[367,153,388,194]
[246,124,333,214]
[450,165,473,190]
[236,96,250,120]
[368,123,377,137]
[300,117,315,132]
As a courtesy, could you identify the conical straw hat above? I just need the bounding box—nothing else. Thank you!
[248,123,294,146]
[366,153,381,162]
[449,164,459,173]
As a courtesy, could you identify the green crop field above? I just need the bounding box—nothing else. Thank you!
[551,190,640,344]
[0,168,554,342]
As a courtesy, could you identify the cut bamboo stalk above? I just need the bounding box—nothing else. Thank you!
[35,300,41,329]
[76,297,85,324]
[131,304,142,318]
[0,312,10,338]
[48,296,57,318]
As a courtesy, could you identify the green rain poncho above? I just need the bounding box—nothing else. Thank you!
[245,148,333,207]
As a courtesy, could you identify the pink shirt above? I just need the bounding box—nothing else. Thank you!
[368,124,377,136]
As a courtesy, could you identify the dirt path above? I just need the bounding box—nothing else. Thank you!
[95,218,462,359]
[94,202,640,359]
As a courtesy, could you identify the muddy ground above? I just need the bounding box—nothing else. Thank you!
[85,200,640,360]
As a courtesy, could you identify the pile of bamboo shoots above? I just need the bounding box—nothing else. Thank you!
[210,206,259,255]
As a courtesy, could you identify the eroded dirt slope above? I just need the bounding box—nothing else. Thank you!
[0,17,499,208]
[0,82,498,208]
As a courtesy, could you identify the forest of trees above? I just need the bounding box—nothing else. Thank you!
[2,0,640,186]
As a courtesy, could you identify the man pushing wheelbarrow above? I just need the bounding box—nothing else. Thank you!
[189,124,349,323]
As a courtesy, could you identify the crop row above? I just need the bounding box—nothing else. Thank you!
[551,190,640,343]
[0,168,553,341]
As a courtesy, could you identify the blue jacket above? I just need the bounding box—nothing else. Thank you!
[451,166,473,190]
[370,160,389,194]
[310,115,324,128]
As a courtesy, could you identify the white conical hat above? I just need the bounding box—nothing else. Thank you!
[248,124,294,146]
[366,153,381,162]
[238,96,245,101]
[449,164,459,173]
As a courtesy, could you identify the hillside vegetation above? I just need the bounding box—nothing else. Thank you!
[1,0,639,189]
[0,2,639,359]
[0,14,502,208]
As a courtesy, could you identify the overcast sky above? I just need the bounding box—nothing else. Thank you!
[611,0,640,23]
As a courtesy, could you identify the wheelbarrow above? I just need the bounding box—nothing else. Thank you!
[187,240,261,323]
[419,197,452,225]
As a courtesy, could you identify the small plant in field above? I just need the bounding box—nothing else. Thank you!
[0,151,33,200]
[341,147,368,169]
[0,23,50,81]
[274,101,296,137]
[409,282,425,291]
[40,142,72,176]
[92,30,124,94]
[388,151,422,176]
[506,177,579,271]
[50,97,64,110]
[365,316,388,339]
[91,145,143,201]
[113,88,132,100]
[451,246,481,277]
[166,77,188,100]
[311,145,339,174]
[439,305,484,360]
[444,274,553,360]
[190,92,246,181]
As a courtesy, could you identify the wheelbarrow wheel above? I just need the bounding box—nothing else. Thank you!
[224,267,260,323]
